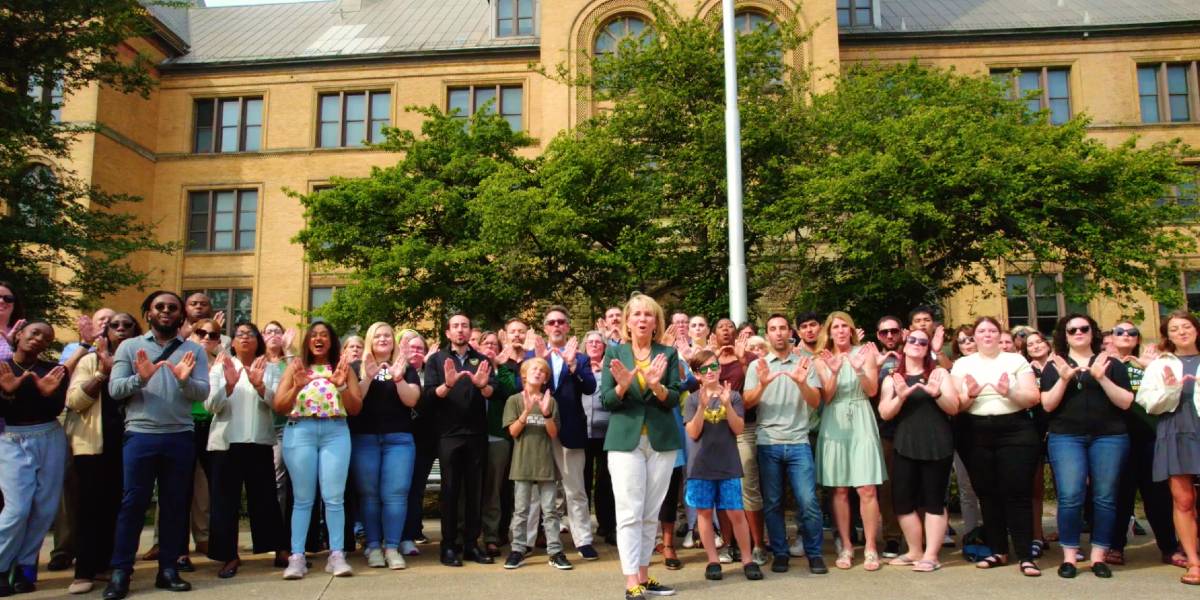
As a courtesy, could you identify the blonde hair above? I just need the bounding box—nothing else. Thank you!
[817,311,860,352]
[621,292,667,344]
[359,322,397,379]
[520,357,552,391]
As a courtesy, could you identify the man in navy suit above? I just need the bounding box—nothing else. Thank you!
[540,306,600,560]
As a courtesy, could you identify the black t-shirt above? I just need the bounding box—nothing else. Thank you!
[893,374,954,460]
[0,358,67,426]
[1040,355,1132,436]
[348,360,421,435]
[873,353,899,439]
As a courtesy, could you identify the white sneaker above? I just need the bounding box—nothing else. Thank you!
[400,540,419,556]
[325,550,354,577]
[384,548,407,570]
[681,529,695,549]
[714,533,725,548]
[283,553,308,580]
[752,546,770,566]
[366,547,386,568]
[718,547,733,564]
[789,539,806,558]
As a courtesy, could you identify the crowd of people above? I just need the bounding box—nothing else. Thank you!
[1,280,1199,600]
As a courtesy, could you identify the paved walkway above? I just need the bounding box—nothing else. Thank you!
[21,521,1192,600]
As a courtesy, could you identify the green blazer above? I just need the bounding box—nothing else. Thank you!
[600,342,683,452]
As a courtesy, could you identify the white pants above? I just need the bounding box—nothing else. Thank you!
[552,440,593,546]
[608,435,675,576]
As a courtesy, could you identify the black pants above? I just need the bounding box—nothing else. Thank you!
[1113,434,1177,554]
[208,444,286,561]
[438,435,486,551]
[583,438,615,536]
[178,420,212,558]
[402,432,437,542]
[891,452,954,516]
[659,467,684,523]
[958,413,1040,561]
[72,447,123,579]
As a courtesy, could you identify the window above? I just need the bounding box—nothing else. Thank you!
[193,97,263,153]
[28,73,64,122]
[317,91,391,148]
[991,67,1071,125]
[310,286,339,310]
[1006,273,1087,335]
[12,165,56,226]
[183,288,253,336]
[496,0,533,36]
[594,15,650,55]
[187,189,257,252]
[1159,271,1200,317]
[447,85,524,131]
[1138,62,1197,123]
[734,11,776,35]
[836,0,872,27]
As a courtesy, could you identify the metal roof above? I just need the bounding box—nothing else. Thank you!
[145,3,191,50]
[165,0,536,67]
[865,0,1200,34]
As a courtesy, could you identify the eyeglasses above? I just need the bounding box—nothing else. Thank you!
[544,318,568,327]
[195,330,222,341]
[957,336,974,344]
[877,328,901,336]
[153,303,180,313]
[1112,326,1139,338]
[234,330,256,339]
[695,362,721,374]
[1015,331,1030,338]
[263,328,284,336]
[0,295,15,304]
[1066,325,1092,335]
[906,336,929,347]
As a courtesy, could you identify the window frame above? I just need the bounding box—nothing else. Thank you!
[182,288,253,337]
[1137,61,1200,124]
[28,72,64,123]
[308,285,341,312]
[1159,270,1200,317]
[316,90,392,148]
[593,14,652,56]
[192,96,264,153]
[186,188,258,253]
[495,0,535,37]
[1005,272,1088,335]
[836,0,873,28]
[446,84,525,131]
[991,66,1072,125]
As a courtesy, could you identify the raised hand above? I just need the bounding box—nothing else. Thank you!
[643,353,668,388]
[425,343,440,362]
[523,390,538,412]
[707,333,718,351]
[1090,352,1112,381]
[213,311,226,330]
[443,358,462,388]
[964,374,983,398]
[5,319,26,344]
[495,345,513,365]
[363,351,382,381]
[1052,355,1078,382]
[819,350,844,375]
[539,388,553,415]
[785,356,811,387]
[77,314,96,345]
[471,358,492,388]
[563,336,580,367]
[719,381,733,407]
[282,328,298,353]
[931,325,946,354]
[291,358,314,390]
[995,372,1011,397]
[610,359,635,390]
[220,352,240,386]
[925,370,945,397]
[1163,366,1180,387]
[0,362,27,393]
[247,356,267,389]
[35,365,66,397]
[387,358,407,382]
[755,357,777,388]
[329,354,351,387]
[734,330,749,361]
[171,351,196,383]
[849,344,875,372]
[134,348,160,384]
[855,327,866,342]
[96,336,114,375]
[530,333,548,360]
[891,372,912,399]
[1140,345,1160,365]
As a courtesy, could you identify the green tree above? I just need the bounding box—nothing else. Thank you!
[0,0,175,321]
[764,61,1199,322]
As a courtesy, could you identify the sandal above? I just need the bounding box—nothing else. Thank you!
[835,549,854,570]
[1020,561,1042,577]
[912,559,941,572]
[1183,564,1200,586]
[889,555,919,567]
[1030,539,1046,558]
[1165,551,1189,568]
[863,551,881,572]
[1104,549,1124,565]
[975,554,1008,569]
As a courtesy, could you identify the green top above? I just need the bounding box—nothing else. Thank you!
[599,342,683,453]
[488,363,518,440]
[191,400,212,423]
[503,392,559,481]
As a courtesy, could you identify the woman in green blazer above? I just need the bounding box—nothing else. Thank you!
[601,293,683,600]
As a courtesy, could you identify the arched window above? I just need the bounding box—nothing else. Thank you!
[594,15,651,55]
[734,10,776,34]
[12,165,56,225]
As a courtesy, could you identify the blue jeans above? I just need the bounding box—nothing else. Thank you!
[757,443,823,557]
[350,432,415,550]
[1047,433,1130,550]
[111,431,195,572]
[282,419,351,555]
[0,422,67,571]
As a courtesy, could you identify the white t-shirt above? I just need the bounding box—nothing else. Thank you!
[950,351,1033,416]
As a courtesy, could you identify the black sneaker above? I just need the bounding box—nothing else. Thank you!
[882,540,901,559]
[549,552,574,570]
[626,585,646,600]
[808,556,829,574]
[705,562,723,581]
[641,577,676,596]
[771,554,789,573]
[504,551,524,570]
[11,568,35,594]
[578,544,600,561]
[743,562,764,580]
[729,545,742,563]
[0,570,13,597]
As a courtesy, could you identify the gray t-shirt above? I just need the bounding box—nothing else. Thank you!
[683,391,744,480]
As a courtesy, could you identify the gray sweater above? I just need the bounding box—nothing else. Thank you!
[108,332,210,434]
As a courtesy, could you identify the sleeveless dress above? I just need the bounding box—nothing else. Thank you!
[816,353,887,486]
[288,364,345,418]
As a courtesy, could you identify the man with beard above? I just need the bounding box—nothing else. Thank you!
[872,316,906,559]
[602,307,623,347]
[424,313,496,566]
[104,291,209,599]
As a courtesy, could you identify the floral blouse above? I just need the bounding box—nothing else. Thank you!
[288,363,345,418]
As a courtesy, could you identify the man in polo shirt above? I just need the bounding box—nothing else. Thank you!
[103,291,210,599]
[873,315,906,559]
[744,313,825,575]
[424,313,497,567]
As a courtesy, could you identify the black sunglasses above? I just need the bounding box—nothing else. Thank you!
[877,328,901,336]
[195,330,222,341]
[153,302,181,313]
[1112,326,1139,337]
[1066,325,1092,335]
[0,295,15,304]
[109,320,136,330]
[957,336,974,344]
[906,336,929,347]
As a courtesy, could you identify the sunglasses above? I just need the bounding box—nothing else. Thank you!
[195,330,222,341]
[0,295,15,304]
[957,336,974,344]
[109,320,136,330]
[695,362,721,374]
[544,318,567,327]
[906,336,929,347]
[1112,326,1139,337]
[877,328,901,336]
[153,302,180,313]
[1066,325,1092,335]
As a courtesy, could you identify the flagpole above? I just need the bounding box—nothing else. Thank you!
[722,0,747,324]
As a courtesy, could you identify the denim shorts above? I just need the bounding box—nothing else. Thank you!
[684,478,744,510]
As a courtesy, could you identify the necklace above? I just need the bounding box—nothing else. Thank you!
[10,357,36,376]
[632,345,652,361]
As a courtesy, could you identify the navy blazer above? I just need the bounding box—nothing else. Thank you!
[549,352,598,449]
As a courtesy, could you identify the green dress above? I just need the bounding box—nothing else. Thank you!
[816,350,886,487]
